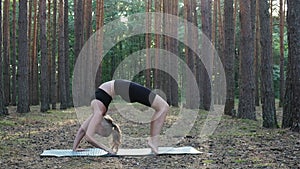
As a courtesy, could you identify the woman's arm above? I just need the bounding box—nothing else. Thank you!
[85,100,115,154]
[85,112,114,153]
[72,127,86,151]
[72,115,92,151]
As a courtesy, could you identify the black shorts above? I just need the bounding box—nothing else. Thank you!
[95,88,112,109]
[114,80,156,107]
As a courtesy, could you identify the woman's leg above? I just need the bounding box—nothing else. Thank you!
[148,95,169,154]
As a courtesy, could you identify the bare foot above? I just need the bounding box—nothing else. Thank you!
[148,136,159,155]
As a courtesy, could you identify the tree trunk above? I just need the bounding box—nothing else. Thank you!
[224,0,235,116]
[283,0,300,132]
[259,0,278,128]
[254,0,260,106]
[47,0,52,107]
[58,0,67,109]
[0,0,8,115]
[40,0,50,112]
[215,0,224,105]
[74,0,84,106]
[192,0,202,108]
[28,0,33,105]
[201,0,212,110]
[64,0,72,107]
[145,0,152,88]
[17,0,30,113]
[279,0,285,107]
[84,0,92,41]
[3,0,10,105]
[75,0,84,61]
[162,0,172,105]
[237,0,256,120]
[11,0,17,106]
[184,0,196,108]
[31,0,39,105]
[154,0,162,90]
[95,0,104,87]
[170,0,179,107]
[51,0,58,109]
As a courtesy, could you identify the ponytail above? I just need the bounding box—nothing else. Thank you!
[111,122,122,152]
[103,115,122,152]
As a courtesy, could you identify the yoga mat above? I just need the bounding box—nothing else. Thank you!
[40,146,202,157]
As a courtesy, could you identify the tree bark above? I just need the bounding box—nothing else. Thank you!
[3,0,10,105]
[0,0,8,115]
[11,0,17,106]
[64,0,72,107]
[47,0,52,107]
[95,0,104,87]
[283,0,300,132]
[58,0,67,109]
[184,0,196,108]
[279,0,285,107]
[170,0,179,107]
[31,0,39,105]
[259,0,278,128]
[17,0,30,113]
[201,0,212,110]
[51,0,58,109]
[145,0,152,88]
[254,0,260,106]
[40,0,50,112]
[154,0,162,90]
[84,0,92,41]
[224,0,235,116]
[75,0,84,61]
[237,0,256,120]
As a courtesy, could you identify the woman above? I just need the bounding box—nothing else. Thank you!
[72,79,169,154]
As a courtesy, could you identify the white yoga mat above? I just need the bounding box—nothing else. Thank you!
[40,146,202,157]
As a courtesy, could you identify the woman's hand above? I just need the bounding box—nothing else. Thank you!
[105,148,116,155]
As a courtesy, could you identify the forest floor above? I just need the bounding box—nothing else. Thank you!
[0,103,299,169]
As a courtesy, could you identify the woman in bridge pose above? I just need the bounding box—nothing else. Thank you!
[72,79,169,154]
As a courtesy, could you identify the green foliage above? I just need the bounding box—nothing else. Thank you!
[0,120,16,127]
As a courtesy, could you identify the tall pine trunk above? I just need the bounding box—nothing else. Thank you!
[279,0,285,107]
[51,0,58,109]
[145,0,152,88]
[254,0,260,106]
[283,0,300,132]
[259,0,278,128]
[47,0,52,107]
[31,0,39,105]
[74,0,84,60]
[154,0,162,90]
[17,0,30,113]
[3,0,10,105]
[201,0,212,110]
[11,0,17,106]
[84,0,92,41]
[95,0,104,86]
[224,0,235,116]
[238,0,256,120]
[64,0,72,107]
[162,0,172,105]
[0,0,8,115]
[170,0,179,107]
[184,0,196,108]
[58,0,67,109]
[40,0,50,112]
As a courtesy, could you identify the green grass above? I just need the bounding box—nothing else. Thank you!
[203,159,214,164]
[0,119,17,126]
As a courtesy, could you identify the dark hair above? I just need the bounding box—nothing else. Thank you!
[103,115,122,152]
